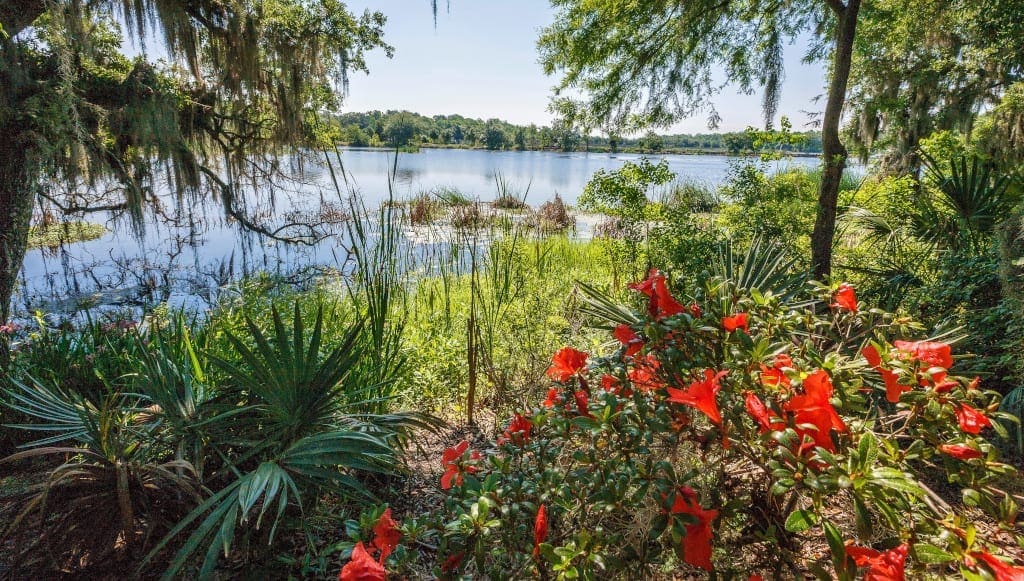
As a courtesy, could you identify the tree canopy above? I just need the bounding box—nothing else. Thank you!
[0,0,391,338]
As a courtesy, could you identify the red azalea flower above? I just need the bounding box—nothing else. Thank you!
[972,551,1024,580]
[668,487,718,571]
[956,404,992,434]
[783,370,847,453]
[760,366,789,389]
[862,345,912,403]
[498,413,532,446]
[666,369,728,425]
[893,339,953,369]
[440,441,479,490]
[628,354,664,392]
[543,387,562,408]
[880,367,913,403]
[689,303,702,318]
[614,324,644,358]
[547,347,588,382]
[629,269,686,320]
[938,443,984,460]
[862,345,883,368]
[339,542,386,581]
[371,508,401,562]
[574,390,593,418]
[441,552,465,575]
[846,543,908,581]
[722,312,749,333]
[744,391,777,433]
[832,283,858,312]
[533,504,548,559]
[601,374,619,393]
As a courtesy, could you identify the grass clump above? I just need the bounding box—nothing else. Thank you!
[433,186,473,206]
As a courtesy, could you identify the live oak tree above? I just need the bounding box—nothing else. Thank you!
[538,0,863,280]
[845,0,1024,175]
[0,0,391,360]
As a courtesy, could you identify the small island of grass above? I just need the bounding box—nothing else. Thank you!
[27,221,107,249]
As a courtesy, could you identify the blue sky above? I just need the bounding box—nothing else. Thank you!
[342,1,829,134]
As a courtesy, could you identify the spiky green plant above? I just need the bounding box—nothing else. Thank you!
[917,153,1021,254]
[143,302,434,579]
[0,379,200,574]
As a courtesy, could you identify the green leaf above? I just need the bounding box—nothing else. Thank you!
[785,509,818,533]
[913,544,954,564]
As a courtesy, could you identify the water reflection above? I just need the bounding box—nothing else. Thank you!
[17,148,824,319]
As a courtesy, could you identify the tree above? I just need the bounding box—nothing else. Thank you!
[514,128,527,151]
[0,1,391,359]
[384,112,418,147]
[845,0,1024,175]
[538,0,863,279]
[484,119,507,150]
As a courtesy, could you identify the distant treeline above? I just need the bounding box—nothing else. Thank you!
[331,110,823,155]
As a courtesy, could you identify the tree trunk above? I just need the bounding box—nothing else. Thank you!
[0,126,36,365]
[810,0,861,281]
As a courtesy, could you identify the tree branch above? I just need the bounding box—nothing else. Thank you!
[0,0,46,37]
[822,0,846,15]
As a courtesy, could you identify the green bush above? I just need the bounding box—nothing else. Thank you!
[426,271,1020,580]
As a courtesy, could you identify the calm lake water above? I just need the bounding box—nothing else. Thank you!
[17,148,821,318]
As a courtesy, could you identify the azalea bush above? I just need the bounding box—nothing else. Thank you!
[382,270,1024,579]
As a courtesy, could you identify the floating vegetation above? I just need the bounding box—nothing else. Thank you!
[27,221,107,249]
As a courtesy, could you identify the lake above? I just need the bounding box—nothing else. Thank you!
[16,148,821,318]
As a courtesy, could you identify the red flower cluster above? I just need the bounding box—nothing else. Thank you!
[845,543,908,581]
[862,345,913,403]
[760,353,793,390]
[498,413,532,446]
[614,324,644,358]
[832,283,858,312]
[972,551,1024,580]
[628,354,664,392]
[938,443,983,461]
[667,487,718,571]
[339,510,402,581]
[441,441,481,490]
[863,339,957,404]
[745,370,847,454]
[831,282,856,313]
[955,403,992,435]
[339,542,385,581]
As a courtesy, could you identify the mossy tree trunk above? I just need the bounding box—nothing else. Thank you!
[0,125,36,365]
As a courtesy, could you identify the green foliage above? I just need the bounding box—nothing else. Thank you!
[333,110,823,153]
[718,164,858,262]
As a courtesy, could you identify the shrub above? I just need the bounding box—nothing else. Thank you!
[530,194,575,232]
[428,271,1020,579]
